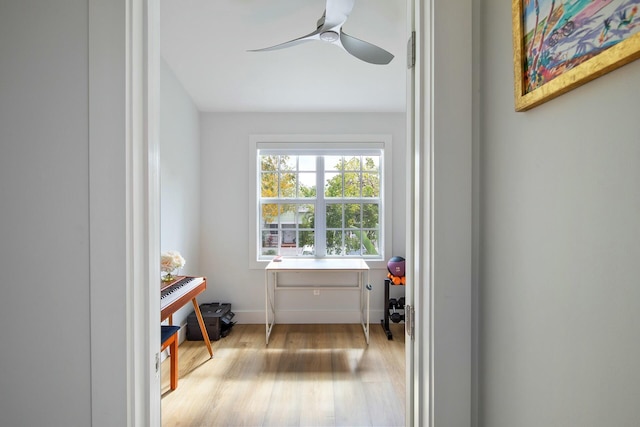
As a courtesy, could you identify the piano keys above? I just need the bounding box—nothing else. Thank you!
[161,276,204,319]
[161,276,213,357]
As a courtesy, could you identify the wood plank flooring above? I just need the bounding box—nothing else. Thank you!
[161,323,405,427]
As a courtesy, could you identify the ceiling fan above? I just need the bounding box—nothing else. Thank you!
[249,0,394,65]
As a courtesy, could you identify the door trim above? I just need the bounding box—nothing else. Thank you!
[89,0,161,425]
[405,1,418,426]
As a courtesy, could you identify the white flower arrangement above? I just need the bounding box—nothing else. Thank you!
[161,250,186,273]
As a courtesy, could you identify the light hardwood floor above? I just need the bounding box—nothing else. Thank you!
[161,323,406,427]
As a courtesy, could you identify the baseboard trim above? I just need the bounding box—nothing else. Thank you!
[170,310,389,351]
[230,309,386,324]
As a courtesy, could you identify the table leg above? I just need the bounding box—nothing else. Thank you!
[366,271,370,344]
[191,298,213,358]
[265,270,275,345]
[359,271,370,344]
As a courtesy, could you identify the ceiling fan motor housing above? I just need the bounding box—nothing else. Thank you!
[320,31,339,42]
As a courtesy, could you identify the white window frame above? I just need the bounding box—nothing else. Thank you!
[249,134,392,270]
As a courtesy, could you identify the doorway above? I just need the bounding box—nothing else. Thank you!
[156,0,416,425]
[99,0,479,425]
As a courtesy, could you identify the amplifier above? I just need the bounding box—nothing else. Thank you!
[187,303,235,341]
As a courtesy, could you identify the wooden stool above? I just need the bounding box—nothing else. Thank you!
[161,325,181,390]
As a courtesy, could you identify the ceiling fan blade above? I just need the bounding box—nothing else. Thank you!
[248,29,321,52]
[340,32,394,65]
[324,0,355,28]
[248,1,394,65]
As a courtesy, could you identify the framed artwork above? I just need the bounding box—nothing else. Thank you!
[512,0,640,111]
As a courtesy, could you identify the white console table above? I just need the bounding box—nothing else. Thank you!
[264,258,371,345]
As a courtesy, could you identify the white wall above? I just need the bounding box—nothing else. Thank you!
[199,113,406,323]
[0,2,92,425]
[160,59,202,329]
[478,1,640,426]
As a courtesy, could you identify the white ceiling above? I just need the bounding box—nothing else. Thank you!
[160,0,407,113]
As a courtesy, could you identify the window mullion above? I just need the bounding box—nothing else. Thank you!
[315,156,326,257]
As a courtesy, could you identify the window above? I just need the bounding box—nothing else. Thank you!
[252,135,389,263]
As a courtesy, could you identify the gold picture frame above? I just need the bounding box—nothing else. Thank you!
[512,0,640,112]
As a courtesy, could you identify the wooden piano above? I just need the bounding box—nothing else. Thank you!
[161,276,213,357]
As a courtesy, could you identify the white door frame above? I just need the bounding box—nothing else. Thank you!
[99,0,473,425]
[89,0,161,426]
[414,0,474,426]
[405,0,418,426]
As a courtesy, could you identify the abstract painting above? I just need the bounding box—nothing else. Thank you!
[513,0,640,111]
